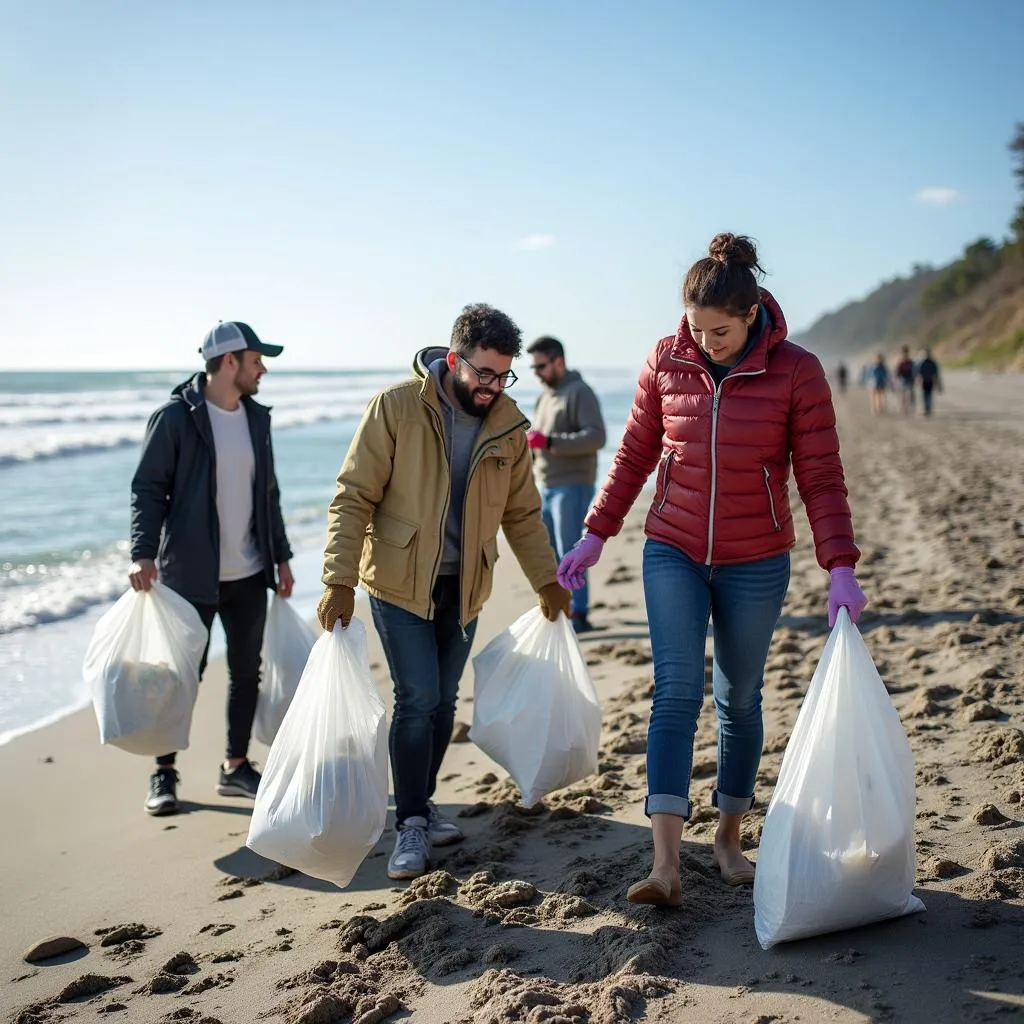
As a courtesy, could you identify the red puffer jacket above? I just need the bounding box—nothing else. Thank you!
[585,290,859,570]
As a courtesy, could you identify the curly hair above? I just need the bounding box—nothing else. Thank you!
[450,303,523,357]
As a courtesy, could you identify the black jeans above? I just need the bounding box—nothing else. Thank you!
[156,572,268,766]
[370,575,476,825]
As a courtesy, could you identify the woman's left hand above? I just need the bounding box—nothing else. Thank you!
[827,567,867,627]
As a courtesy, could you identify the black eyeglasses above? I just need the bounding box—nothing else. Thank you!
[459,354,518,389]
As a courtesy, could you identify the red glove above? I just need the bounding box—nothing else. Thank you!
[526,429,549,450]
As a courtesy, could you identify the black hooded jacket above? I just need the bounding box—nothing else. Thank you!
[130,373,293,605]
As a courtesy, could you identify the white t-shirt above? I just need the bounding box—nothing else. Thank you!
[206,400,264,582]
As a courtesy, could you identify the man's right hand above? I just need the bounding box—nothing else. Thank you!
[128,558,158,592]
[317,584,355,632]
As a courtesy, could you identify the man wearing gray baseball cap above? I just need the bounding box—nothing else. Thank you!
[128,321,294,816]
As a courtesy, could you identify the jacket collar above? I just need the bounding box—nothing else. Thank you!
[171,372,271,420]
[412,346,527,434]
[669,288,788,373]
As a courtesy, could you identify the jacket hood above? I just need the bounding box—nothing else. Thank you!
[171,373,206,408]
[413,346,449,379]
[672,288,789,371]
[169,372,269,416]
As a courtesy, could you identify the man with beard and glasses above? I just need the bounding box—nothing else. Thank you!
[129,321,294,817]
[317,303,571,880]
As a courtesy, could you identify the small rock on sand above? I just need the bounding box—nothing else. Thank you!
[23,935,87,963]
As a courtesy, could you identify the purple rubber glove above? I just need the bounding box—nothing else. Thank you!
[828,567,868,628]
[557,533,605,591]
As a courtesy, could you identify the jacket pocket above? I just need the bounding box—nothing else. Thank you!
[483,451,510,508]
[763,466,781,531]
[361,510,418,594]
[656,452,674,513]
[469,537,500,613]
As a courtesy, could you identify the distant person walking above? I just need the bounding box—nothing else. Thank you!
[129,322,295,816]
[835,361,849,394]
[895,345,916,414]
[526,336,606,633]
[870,353,891,415]
[917,348,943,416]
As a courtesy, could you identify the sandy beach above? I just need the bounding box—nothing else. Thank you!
[3,370,1023,1024]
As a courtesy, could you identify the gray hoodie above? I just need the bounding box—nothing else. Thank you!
[428,356,483,574]
[530,370,606,488]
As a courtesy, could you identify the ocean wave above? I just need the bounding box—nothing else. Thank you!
[0,435,143,467]
[0,401,368,467]
[0,510,329,637]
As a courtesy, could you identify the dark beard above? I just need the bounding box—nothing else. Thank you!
[451,373,496,419]
[234,368,259,396]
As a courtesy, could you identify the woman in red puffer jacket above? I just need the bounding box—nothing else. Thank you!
[557,234,868,907]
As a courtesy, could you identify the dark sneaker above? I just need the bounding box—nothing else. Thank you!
[145,768,180,816]
[387,816,430,879]
[427,800,464,846]
[216,759,262,798]
[571,613,595,634]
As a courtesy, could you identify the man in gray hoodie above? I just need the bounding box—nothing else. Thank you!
[526,336,606,633]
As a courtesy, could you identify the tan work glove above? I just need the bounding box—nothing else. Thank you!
[317,584,355,632]
[537,581,573,622]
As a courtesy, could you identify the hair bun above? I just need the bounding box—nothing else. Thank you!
[708,233,761,271]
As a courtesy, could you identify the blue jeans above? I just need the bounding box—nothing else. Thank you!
[642,539,790,819]
[541,484,595,616]
[370,575,477,826]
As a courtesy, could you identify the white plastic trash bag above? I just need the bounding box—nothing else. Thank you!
[246,617,388,887]
[470,607,601,807]
[253,595,317,747]
[83,581,208,756]
[753,609,925,949]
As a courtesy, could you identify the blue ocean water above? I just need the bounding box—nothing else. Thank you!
[0,366,636,744]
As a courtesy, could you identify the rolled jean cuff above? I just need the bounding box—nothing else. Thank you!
[644,794,692,819]
[712,790,755,814]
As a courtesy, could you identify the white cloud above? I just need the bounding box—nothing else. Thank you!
[916,186,960,206]
[514,233,556,251]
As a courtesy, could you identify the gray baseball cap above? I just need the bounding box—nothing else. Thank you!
[199,321,283,360]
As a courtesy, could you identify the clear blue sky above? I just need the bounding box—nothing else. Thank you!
[1,0,1021,369]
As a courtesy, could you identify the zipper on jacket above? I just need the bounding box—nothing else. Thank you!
[657,452,674,512]
[763,465,781,531]
[706,389,722,563]
[192,399,221,599]
[668,357,767,564]
[423,401,452,621]
[457,425,524,639]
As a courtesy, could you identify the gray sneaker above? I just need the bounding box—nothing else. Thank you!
[387,816,431,880]
[427,801,464,846]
